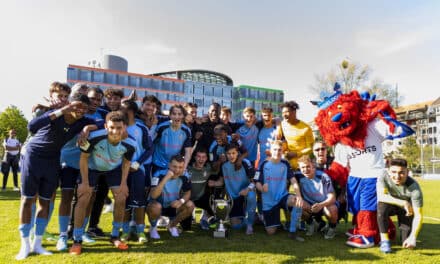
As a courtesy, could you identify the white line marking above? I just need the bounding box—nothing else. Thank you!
[424,216,440,222]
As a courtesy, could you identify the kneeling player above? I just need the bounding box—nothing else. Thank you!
[147,155,195,239]
[255,140,304,241]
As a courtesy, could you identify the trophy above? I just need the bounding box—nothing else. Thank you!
[210,192,233,238]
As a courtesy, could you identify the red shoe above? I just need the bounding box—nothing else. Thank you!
[69,243,82,255]
[110,237,129,251]
[346,235,374,248]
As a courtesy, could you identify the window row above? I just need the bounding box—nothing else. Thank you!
[68,68,184,93]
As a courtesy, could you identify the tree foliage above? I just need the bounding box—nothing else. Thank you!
[309,59,403,107]
[0,105,28,143]
[398,136,420,169]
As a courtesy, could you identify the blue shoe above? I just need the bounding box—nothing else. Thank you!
[380,240,392,253]
[200,219,210,230]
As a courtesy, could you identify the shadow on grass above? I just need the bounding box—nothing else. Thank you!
[64,224,383,263]
[0,189,21,200]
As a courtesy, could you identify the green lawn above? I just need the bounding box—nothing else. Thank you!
[0,179,439,264]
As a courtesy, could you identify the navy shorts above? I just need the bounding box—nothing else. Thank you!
[59,166,80,190]
[127,169,147,208]
[262,194,291,228]
[162,207,177,218]
[143,163,152,188]
[78,167,122,189]
[20,153,61,200]
[230,196,246,219]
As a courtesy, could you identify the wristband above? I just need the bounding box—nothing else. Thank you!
[248,183,255,190]
[54,109,63,118]
[131,161,140,170]
[179,198,185,204]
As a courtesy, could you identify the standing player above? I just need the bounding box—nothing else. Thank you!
[16,94,93,260]
[152,104,192,172]
[69,111,136,255]
[2,129,21,191]
[120,100,153,243]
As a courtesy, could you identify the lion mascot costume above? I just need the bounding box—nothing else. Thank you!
[313,83,414,248]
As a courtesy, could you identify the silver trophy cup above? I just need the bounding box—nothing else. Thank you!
[210,195,233,238]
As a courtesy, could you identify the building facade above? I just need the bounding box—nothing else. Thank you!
[66,55,284,120]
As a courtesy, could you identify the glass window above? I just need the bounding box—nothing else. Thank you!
[129,76,139,87]
[249,89,257,99]
[222,86,231,98]
[222,99,231,108]
[204,97,212,107]
[123,89,132,97]
[258,90,266,100]
[163,80,172,91]
[79,70,92,81]
[151,79,162,90]
[67,68,78,80]
[213,85,223,97]
[141,78,151,88]
[194,84,203,95]
[184,82,193,94]
[195,98,203,108]
[105,73,116,84]
[204,85,213,96]
[118,75,128,86]
[255,102,262,111]
[240,88,248,98]
[174,82,184,93]
[93,72,104,83]
[156,93,166,101]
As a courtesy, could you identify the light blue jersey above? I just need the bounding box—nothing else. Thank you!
[294,170,335,205]
[126,122,153,172]
[258,125,277,162]
[236,124,259,162]
[82,129,136,171]
[257,159,293,210]
[152,121,192,169]
[220,159,255,199]
[151,170,191,208]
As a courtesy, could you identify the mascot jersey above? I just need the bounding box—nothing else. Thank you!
[333,118,391,179]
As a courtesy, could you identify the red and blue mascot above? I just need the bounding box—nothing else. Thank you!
[313,83,414,248]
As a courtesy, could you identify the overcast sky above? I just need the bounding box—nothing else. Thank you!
[1,0,439,122]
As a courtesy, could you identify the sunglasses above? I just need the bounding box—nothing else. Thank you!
[314,147,326,152]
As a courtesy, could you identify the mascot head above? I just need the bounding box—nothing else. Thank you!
[314,90,369,149]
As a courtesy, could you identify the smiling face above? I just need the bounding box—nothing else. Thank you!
[298,160,315,179]
[170,106,184,125]
[105,120,126,144]
[388,165,408,186]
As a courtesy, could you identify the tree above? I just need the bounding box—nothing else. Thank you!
[0,106,28,158]
[309,59,403,107]
[398,136,420,170]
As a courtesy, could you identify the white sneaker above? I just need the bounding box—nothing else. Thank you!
[15,238,31,260]
[168,227,180,237]
[31,236,52,255]
[13,187,20,191]
[157,216,169,227]
[246,225,254,235]
[103,203,114,213]
[149,227,160,239]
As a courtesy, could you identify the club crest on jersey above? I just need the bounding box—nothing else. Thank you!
[64,127,70,132]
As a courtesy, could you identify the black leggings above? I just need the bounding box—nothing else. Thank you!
[2,153,19,188]
[377,202,412,242]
